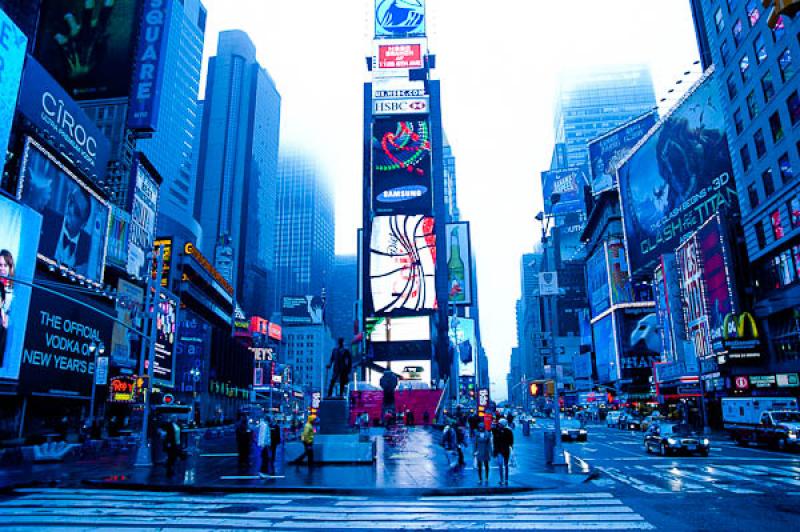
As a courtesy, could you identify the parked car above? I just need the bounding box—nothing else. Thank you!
[560,418,588,441]
[722,397,800,451]
[644,423,710,456]
[606,411,621,428]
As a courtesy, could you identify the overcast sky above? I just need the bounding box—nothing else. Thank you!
[199,0,701,401]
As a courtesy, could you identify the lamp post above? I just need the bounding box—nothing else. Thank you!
[88,341,106,425]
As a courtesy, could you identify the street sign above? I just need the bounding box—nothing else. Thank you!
[95,356,109,385]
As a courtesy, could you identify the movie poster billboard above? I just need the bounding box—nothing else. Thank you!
[35,0,139,100]
[371,118,432,215]
[126,155,159,280]
[0,7,26,162]
[696,215,738,351]
[607,240,633,305]
[449,317,476,377]
[593,314,618,383]
[617,71,737,276]
[540,167,589,216]
[677,233,712,361]
[18,138,110,284]
[368,215,436,315]
[587,246,610,318]
[19,291,114,397]
[374,0,426,39]
[110,279,143,368]
[618,311,663,377]
[445,222,472,305]
[153,292,178,386]
[0,195,41,380]
[282,295,325,326]
[588,111,658,194]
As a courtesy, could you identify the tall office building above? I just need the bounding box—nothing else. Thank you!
[328,255,357,344]
[274,151,335,312]
[284,326,334,394]
[442,132,459,222]
[137,0,207,242]
[194,30,282,318]
[691,1,800,368]
[553,65,657,169]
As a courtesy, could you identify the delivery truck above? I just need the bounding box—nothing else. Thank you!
[722,397,800,450]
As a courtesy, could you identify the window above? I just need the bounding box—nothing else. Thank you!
[733,19,744,46]
[769,112,784,142]
[755,221,767,249]
[727,75,738,99]
[754,129,767,158]
[789,91,800,125]
[772,209,785,240]
[754,34,768,64]
[745,0,760,26]
[779,48,795,82]
[789,196,800,229]
[715,7,725,32]
[773,249,795,285]
[734,108,745,134]
[739,54,752,82]
[761,70,775,102]
[762,167,775,197]
[748,183,760,208]
[741,145,753,172]
[720,40,731,66]
[778,153,794,184]
[747,91,759,118]
[773,15,786,41]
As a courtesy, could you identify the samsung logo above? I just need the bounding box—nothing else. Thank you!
[377,185,427,202]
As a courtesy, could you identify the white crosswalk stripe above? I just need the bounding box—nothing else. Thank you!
[0,488,654,530]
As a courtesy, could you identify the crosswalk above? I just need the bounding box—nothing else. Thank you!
[0,488,655,530]
[594,463,800,494]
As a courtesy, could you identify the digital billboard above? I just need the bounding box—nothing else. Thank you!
[588,111,658,194]
[540,167,589,216]
[17,56,111,178]
[105,207,130,269]
[35,0,139,101]
[371,118,432,214]
[445,222,472,305]
[126,155,159,280]
[18,138,110,284]
[110,278,143,368]
[619,311,662,377]
[375,0,425,38]
[153,292,178,386]
[0,7,26,163]
[586,246,610,318]
[677,233,712,361]
[19,291,114,397]
[368,316,430,342]
[696,215,737,351]
[0,194,41,381]
[282,295,325,326]
[449,317,476,377]
[617,72,737,276]
[369,215,436,315]
[608,240,633,305]
[372,39,425,78]
[593,314,617,383]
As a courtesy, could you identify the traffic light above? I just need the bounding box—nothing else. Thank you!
[529,382,540,396]
[762,0,800,28]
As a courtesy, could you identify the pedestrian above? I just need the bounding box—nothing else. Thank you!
[290,415,316,467]
[455,422,467,467]
[406,409,415,427]
[163,414,184,477]
[441,424,457,469]
[473,423,492,485]
[235,412,252,466]
[257,419,272,478]
[492,418,514,486]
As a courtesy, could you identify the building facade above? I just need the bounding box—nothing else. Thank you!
[284,326,335,394]
[328,255,357,344]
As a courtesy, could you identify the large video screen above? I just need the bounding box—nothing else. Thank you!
[619,311,663,377]
[618,73,737,276]
[445,222,472,305]
[588,111,657,194]
[0,195,41,381]
[368,316,430,342]
[586,246,610,318]
[369,215,436,314]
[449,317,476,377]
[282,295,325,326]
[371,119,432,215]
[18,138,110,284]
[593,314,618,384]
[154,293,178,387]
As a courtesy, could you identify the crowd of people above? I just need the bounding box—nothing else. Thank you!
[441,410,516,485]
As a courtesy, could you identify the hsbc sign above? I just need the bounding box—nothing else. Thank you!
[373,97,429,115]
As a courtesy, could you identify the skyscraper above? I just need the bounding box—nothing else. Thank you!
[273,151,335,313]
[328,255,357,344]
[194,30,281,318]
[553,65,657,169]
[442,132,459,222]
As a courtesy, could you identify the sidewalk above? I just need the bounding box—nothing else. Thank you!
[0,425,591,495]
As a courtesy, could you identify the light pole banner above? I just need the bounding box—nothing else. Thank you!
[538,272,559,296]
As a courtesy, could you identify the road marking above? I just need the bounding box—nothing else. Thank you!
[631,465,711,493]
[598,467,670,494]
[200,452,240,457]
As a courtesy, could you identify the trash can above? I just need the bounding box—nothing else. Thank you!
[522,419,531,436]
[543,430,556,464]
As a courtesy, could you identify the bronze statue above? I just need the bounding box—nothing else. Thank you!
[326,338,352,398]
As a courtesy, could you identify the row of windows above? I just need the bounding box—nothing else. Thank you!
[753,187,800,252]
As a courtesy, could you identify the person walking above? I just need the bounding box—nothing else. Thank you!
[290,415,316,467]
[257,419,273,478]
[163,414,184,478]
[492,418,514,485]
[473,423,493,485]
[441,424,457,470]
[235,412,252,467]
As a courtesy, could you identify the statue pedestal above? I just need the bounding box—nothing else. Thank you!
[318,398,349,434]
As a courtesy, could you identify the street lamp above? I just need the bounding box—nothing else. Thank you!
[88,341,106,426]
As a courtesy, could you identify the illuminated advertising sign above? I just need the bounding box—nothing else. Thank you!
[586,246,610,318]
[281,295,325,326]
[375,0,425,38]
[17,56,111,178]
[593,315,618,383]
[18,137,110,285]
[127,0,172,132]
[373,39,425,78]
[373,85,426,98]
[677,233,712,361]
[607,240,634,305]
[588,111,657,194]
[618,71,737,276]
[19,291,114,397]
[152,238,172,288]
[696,216,738,352]
[268,322,282,342]
[369,215,436,315]
[0,195,41,381]
[127,156,159,280]
[445,222,472,305]
[175,309,209,393]
[540,167,589,216]
[371,119,432,214]
[0,9,26,165]
[35,0,139,100]
[368,316,430,342]
[105,207,131,269]
[449,317,476,377]
[108,375,138,403]
[373,97,429,115]
[183,242,234,297]
[619,311,662,376]
[110,279,143,368]
[398,360,430,382]
[249,316,268,336]
[153,292,178,386]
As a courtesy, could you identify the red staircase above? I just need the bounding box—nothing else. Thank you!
[349,389,444,426]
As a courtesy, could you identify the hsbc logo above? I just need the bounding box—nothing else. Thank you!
[373,97,429,115]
